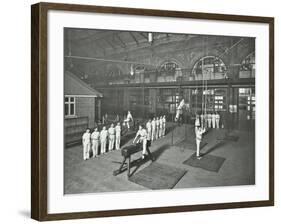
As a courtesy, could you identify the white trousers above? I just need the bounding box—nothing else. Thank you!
[151,128,156,141]
[216,119,220,128]
[109,135,115,151]
[212,118,216,128]
[92,140,99,157]
[155,127,159,139]
[83,143,90,160]
[196,139,201,157]
[208,119,212,128]
[100,140,107,154]
[115,134,121,150]
[141,139,147,155]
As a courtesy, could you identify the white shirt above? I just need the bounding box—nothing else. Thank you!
[127,112,133,121]
[146,121,152,131]
[151,120,156,129]
[108,127,115,135]
[82,133,91,144]
[91,131,100,141]
[100,130,108,141]
[115,125,121,136]
[136,129,147,140]
[215,114,220,120]
[159,118,163,128]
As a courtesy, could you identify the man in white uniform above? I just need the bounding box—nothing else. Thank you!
[207,113,212,128]
[100,126,108,154]
[91,128,100,158]
[159,116,163,138]
[155,117,160,140]
[115,122,121,150]
[215,112,220,129]
[133,125,148,159]
[108,123,115,151]
[162,115,166,137]
[146,119,152,141]
[124,111,133,129]
[82,128,91,160]
[151,117,156,141]
[212,113,216,128]
[195,125,206,159]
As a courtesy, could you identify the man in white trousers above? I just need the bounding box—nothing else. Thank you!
[146,119,152,141]
[91,128,100,158]
[100,126,108,154]
[108,123,115,151]
[162,115,166,137]
[133,125,148,160]
[82,128,91,160]
[195,124,206,160]
[151,117,156,141]
[215,112,220,128]
[115,122,121,150]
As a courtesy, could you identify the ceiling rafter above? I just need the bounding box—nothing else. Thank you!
[129,32,139,45]
[115,34,127,48]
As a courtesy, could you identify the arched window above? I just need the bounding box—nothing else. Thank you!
[158,61,181,82]
[239,52,255,78]
[191,56,226,80]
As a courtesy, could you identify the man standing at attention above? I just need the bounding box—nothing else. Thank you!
[108,123,115,151]
[159,116,163,138]
[215,112,220,129]
[146,119,152,141]
[212,112,216,128]
[151,117,156,141]
[115,122,121,150]
[82,128,91,160]
[100,126,108,154]
[195,123,206,159]
[162,115,166,137]
[155,117,160,140]
[91,128,100,158]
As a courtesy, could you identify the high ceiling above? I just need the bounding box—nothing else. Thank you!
[66,28,196,57]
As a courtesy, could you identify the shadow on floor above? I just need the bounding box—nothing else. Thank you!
[201,140,228,156]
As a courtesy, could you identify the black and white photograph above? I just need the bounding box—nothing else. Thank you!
[63,28,256,194]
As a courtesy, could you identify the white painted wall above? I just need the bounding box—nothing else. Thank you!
[0,0,280,223]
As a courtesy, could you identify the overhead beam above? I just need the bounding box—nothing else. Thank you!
[129,32,139,45]
[115,34,126,48]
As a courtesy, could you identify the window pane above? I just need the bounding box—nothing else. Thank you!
[65,104,68,116]
[70,97,74,102]
[70,104,75,115]
[65,97,69,102]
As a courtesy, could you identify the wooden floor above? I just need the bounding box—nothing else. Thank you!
[64,123,255,194]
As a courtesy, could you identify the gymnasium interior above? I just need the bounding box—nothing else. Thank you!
[64,28,255,194]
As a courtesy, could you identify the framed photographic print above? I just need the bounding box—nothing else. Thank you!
[31,2,274,221]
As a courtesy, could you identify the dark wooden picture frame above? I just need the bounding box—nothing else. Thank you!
[31,2,274,221]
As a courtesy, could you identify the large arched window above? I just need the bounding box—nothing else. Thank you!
[191,56,226,80]
[158,61,182,82]
[239,52,255,78]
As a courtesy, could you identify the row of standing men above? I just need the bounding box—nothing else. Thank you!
[82,115,167,161]
[200,112,221,129]
[82,123,122,160]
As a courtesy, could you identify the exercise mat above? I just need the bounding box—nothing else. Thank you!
[175,139,207,151]
[183,153,226,172]
[129,162,187,189]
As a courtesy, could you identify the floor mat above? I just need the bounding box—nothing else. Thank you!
[129,162,187,189]
[217,135,239,142]
[183,153,226,172]
[175,139,207,151]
